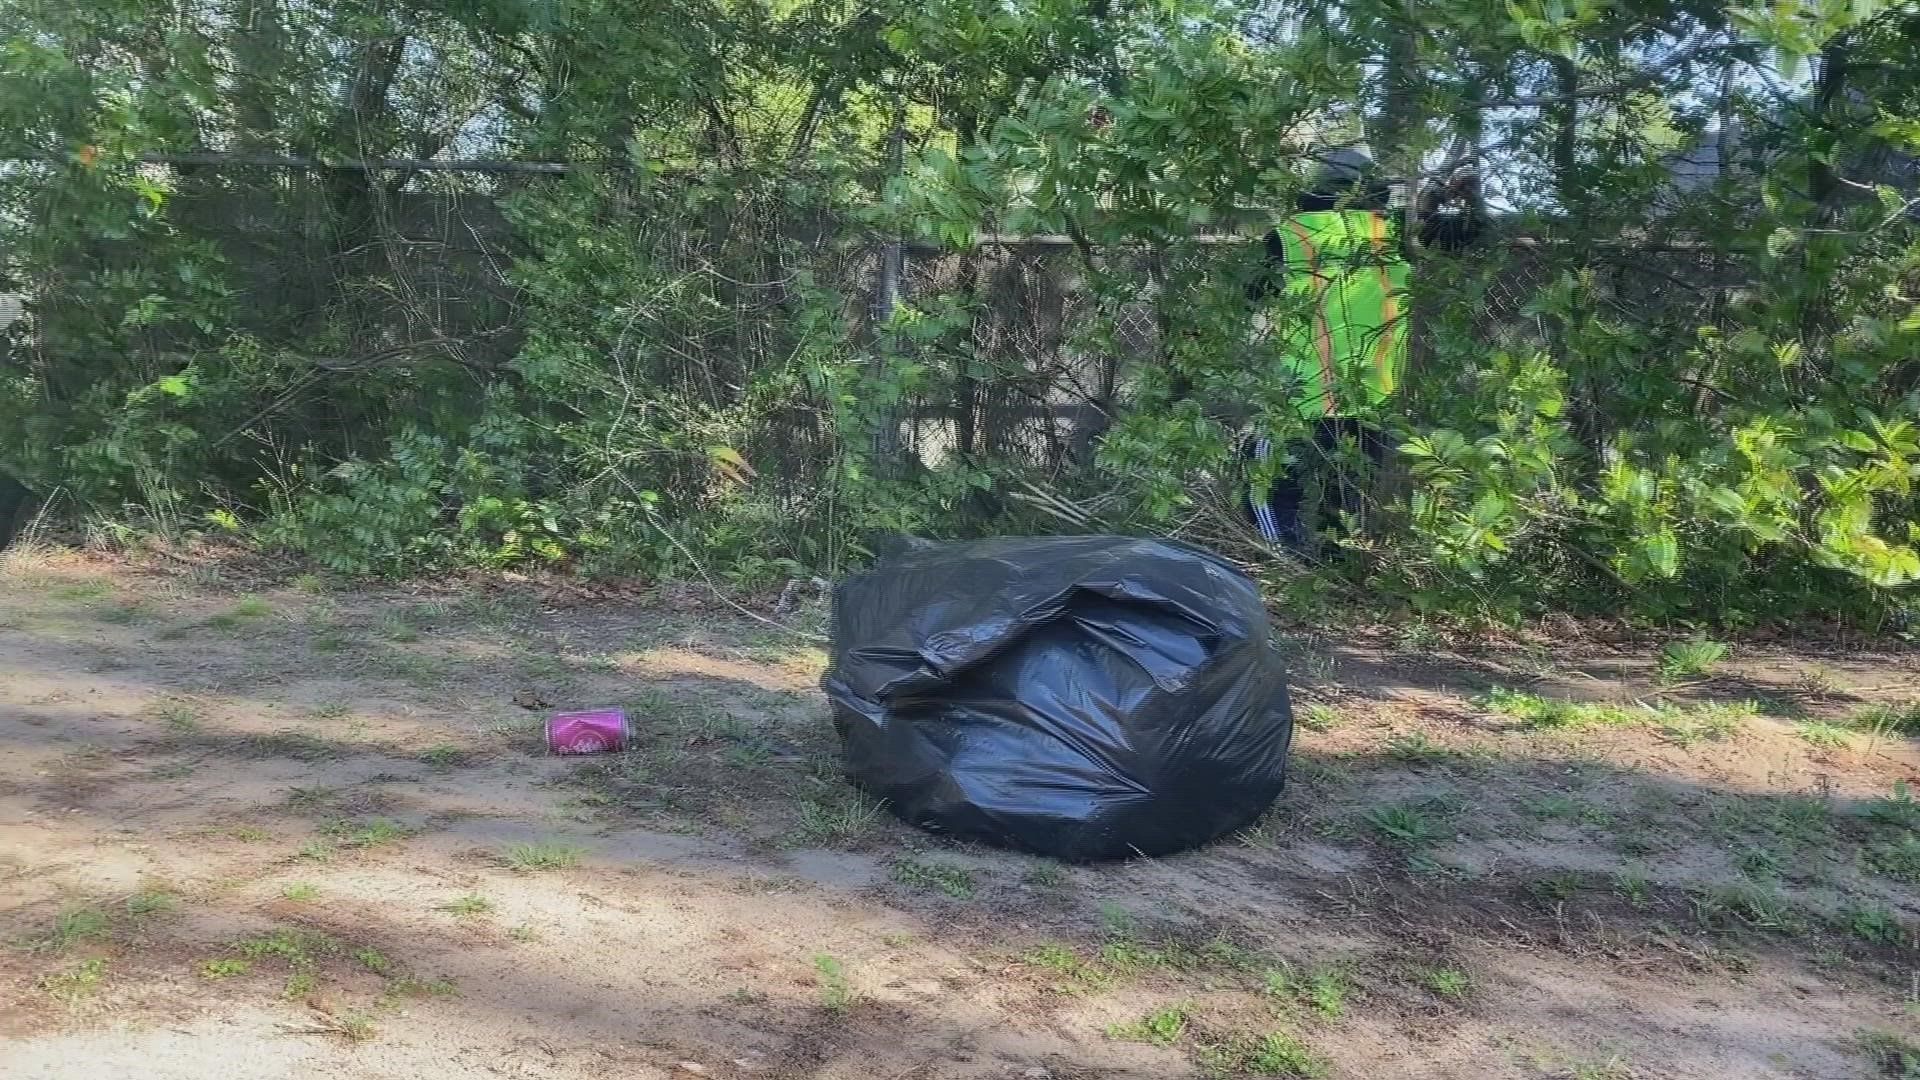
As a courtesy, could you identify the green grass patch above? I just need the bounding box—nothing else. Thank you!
[355,947,394,975]
[1852,700,1920,741]
[891,855,975,899]
[151,701,202,733]
[237,928,331,965]
[1657,637,1727,683]
[1362,795,1464,850]
[199,957,253,979]
[1866,782,1920,830]
[41,957,107,1001]
[283,971,318,1000]
[53,580,113,601]
[1106,1002,1191,1046]
[1795,721,1856,750]
[1839,905,1908,947]
[794,791,885,846]
[1865,834,1920,884]
[419,743,463,767]
[1654,700,1755,746]
[281,882,319,901]
[1478,688,1634,730]
[499,840,585,871]
[1022,943,1113,994]
[1612,871,1653,907]
[1264,964,1352,1019]
[1419,967,1471,999]
[208,594,273,629]
[48,907,110,949]
[1022,861,1068,889]
[321,817,408,848]
[126,888,176,917]
[442,892,493,917]
[1200,1031,1329,1078]
[814,953,854,1014]
[1525,793,1613,827]
[1296,704,1340,732]
[1858,1031,1920,1078]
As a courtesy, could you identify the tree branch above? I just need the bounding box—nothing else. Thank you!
[1471,35,1729,109]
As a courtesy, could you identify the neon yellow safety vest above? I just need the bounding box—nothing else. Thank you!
[1268,210,1409,419]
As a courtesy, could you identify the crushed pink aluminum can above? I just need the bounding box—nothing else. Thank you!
[545,708,631,755]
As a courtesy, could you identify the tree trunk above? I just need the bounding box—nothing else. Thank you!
[1550,54,1579,211]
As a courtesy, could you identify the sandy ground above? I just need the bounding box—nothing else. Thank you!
[1,548,1917,1079]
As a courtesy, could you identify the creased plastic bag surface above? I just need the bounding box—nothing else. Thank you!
[822,536,1294,861]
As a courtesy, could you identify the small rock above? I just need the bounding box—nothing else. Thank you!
[676,1064,710,1077]
[1023,1069,1051,1079]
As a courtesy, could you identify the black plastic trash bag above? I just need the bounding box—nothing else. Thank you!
[822,535,1294,861]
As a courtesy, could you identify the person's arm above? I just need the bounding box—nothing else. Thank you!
[1417,166,1487,251]
[1246,228,1288,303]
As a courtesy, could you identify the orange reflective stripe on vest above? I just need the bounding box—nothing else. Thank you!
[1280,217,1338,417]
[1367,213,1399,397]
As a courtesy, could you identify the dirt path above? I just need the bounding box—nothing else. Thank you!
[2,550,1916,1079]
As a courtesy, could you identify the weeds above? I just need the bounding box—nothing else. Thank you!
[355,947,394,975]
[1479,688,1632,730]
[1264,965,1352,1019]
[1383,731,1455,766]
[1736,847,1785,881]
[1858,1031,1920,1078]
[41,957,107,1001]
[1296,704,1340,732]
[1694,884,1803,932]
[1866,782,1920,830]
[1658,637,1728,683]
[379,612,422,643]
[54,580,113,602]
[1364,801,1451,849]
[499,840,585,871]
[1865,834,1920,884]
[814,953,854,1014]
[508,922,541,943]
[1854,701,1920,743]
[283,971,317,1000]
[49,908,109,949]
[238,928,330,965]
[1796,721,1856,750]
[1023,861,1068,889]
[1240,1032,1329,1078]
[281,882,319,901]
[442,892,494,917]
[1841,905,1907,947]
[1024,943,1113,994]
[1529,871,1583,902]
[321,817,408,848]
[1525,793,1612,827]
[126,888,176,917]
[151,700,202,733]
[1656,701,1754,746]
[1612,872,1653,907]
[794,791,885,846]
[199,957,253,979]
[1420,968,1471,999]
[1107,1002,1191,1046]
[385,974,457,999]
[208,594,273,629]
[891,856,976,899]
[336,1011,377,1041]
[419,743,463,767]
[297,840,335,862]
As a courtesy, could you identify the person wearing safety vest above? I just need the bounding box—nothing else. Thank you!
[1243,146,1481,551]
